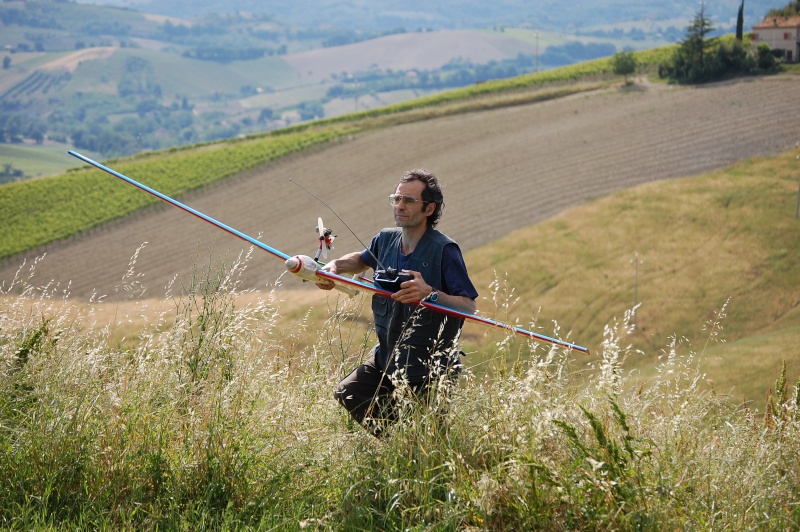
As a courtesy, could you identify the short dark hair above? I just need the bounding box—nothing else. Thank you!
[400,169,444,228]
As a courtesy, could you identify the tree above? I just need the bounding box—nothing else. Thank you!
[667,1,716,83]
[2,56,11,70]
[660,0,763,82]
[736,0,745,41]
[611,50,637,84]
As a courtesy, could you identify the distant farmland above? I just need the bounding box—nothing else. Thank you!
[283,29,538,81]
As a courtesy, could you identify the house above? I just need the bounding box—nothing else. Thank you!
[752,16,800,62]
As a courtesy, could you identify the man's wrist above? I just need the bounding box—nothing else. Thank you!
[426,289,439,303]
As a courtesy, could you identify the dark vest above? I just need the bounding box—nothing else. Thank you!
[371,227,464,382]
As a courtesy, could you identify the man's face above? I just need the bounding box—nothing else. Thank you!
[392,180,432,230]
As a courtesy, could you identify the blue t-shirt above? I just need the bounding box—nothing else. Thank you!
[360,234,478,300]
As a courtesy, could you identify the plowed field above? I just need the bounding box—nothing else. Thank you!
[3,76,800,300]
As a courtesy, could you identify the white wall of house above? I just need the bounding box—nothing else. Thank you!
[752,17,800,62]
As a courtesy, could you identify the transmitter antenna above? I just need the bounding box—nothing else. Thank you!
[289,178,387,272]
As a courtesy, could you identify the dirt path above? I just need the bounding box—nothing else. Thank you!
[3,76,800,300]
[40,47,117,72]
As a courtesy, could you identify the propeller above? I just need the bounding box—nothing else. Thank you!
[314,217,335,261]
[317,217,327,259]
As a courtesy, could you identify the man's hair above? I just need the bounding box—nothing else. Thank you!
[400,169,444,228]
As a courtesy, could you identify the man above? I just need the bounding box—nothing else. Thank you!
[317,169,478,436]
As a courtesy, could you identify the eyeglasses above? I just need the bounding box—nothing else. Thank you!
[389,194,429,206]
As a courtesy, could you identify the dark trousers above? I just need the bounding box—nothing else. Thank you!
[334,355,456,437]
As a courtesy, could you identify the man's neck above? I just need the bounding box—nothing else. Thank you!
[400,225,428,255]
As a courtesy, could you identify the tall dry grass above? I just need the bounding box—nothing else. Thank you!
[1,252,798,530]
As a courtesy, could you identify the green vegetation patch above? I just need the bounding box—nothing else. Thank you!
[0,129,345,259]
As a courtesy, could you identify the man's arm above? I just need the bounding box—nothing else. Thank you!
[392,271,477,314]
[316,252,369,290]
[323,251,369,275]
[430,291,477,314]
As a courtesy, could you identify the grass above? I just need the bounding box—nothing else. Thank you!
[694,326,800,402]
[1,246,798,530]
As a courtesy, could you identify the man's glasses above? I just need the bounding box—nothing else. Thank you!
[389,194,429,206]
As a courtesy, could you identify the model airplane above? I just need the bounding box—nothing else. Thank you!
[68,150,590,355]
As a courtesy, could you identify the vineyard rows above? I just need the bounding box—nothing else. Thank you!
[1,71,72,100]
[0,128,345,262]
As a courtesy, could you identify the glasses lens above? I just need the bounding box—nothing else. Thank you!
[389,194,431,206]
[389,194,417,205]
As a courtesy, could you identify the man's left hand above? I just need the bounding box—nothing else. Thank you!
[391,270,431,304]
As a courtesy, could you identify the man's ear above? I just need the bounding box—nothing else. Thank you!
[425,202,436,217]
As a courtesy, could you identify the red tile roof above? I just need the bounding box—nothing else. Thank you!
[753,16,800,29]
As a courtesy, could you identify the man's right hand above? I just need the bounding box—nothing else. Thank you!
[316,262,337,290]
[316,278,336,290]
[314,252,367,291]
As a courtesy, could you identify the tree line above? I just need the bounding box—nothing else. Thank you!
[326,42,616,99]
[658,0,780,84]
[766,0,800,16]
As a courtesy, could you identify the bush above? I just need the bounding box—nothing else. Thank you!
[611,50,638,83]
[661,36,763,83]
[757,43,777,70]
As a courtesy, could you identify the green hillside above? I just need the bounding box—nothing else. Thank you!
[465,151,800,403]
[0,128,345,261]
